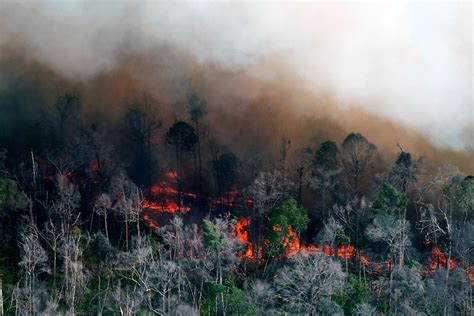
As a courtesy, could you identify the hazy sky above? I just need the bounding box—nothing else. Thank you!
[0,1,472,150]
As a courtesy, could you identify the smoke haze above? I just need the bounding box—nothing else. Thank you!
[0,1,472,169]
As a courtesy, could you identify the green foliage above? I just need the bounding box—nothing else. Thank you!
[335,274,370,315]
[201,280,246,316]
[0,177,28,215]
[453,176,474,216]
[202,219,225,251]
[266,198,309,256]
[74,285,97,314]
[371,183,407,215]
[225,283,246,315]
[269,198,309,233]
[87,233,116,263]
[408,259,422,269]
[314,140,339,171]
[336,230,351,246]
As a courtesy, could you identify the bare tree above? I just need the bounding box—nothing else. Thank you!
[376,266,426,315]
[125,95,162,196]
[109,172,143,250]
[161,218,201,308]
[59,225,88,315]
[331,197,371,247]
[94,193,112,241]
[294,147,312,205]
[40,219,64,290]
[426,268,472,315]
[274,253,346,315]
[158,216,191,306]
[51,173,81,229]
[354,302,377,316]
[415,165,471,315]
[366,212,411,267]
[243,280,276,315]
[187,92,208,193]
[248,170,294,216]
[16,220,48,315]
[341,133,377,196]
[388,149,423,194]
[109,282,144,316]
[247,170,294,259]
[279,137,291,174]
[116,235,179,314]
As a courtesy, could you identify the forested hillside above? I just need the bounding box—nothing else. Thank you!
[0,2,473,314]
[0,90,472,315]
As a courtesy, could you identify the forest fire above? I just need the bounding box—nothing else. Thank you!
[1,2,472,314]
[142,214,159,229]
[300,244,356,259]
[236,217,254,259]
[209,190,254,211]
[143,199,191,214]
[237,218,360,262]
[360,255,370,267]
[273,225,300,257]
[429,246,457,270]
[235,219,473,284]
[142,171,194,215]
[141,175,252,230]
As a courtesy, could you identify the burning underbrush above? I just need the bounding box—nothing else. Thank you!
[141,171,252,229]
[234,217,473,284]
[142,171,194,214]
[44,163,473,287]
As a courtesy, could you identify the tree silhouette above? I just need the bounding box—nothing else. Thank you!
[165,121,198,197]
[341,133,377,196]
[187,92,208,193]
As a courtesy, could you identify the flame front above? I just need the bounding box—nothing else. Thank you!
[236,217,254,259]
[430,246,457,270]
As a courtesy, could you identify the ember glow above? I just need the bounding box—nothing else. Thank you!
[142,171,194,214]
[0,2,472,315]
[236,217,254,259]
[270,225,299,257]
[430,246,457,271]
[210,190,253,211]
[235,219,473,282]
[142,214,159,229]
[239,219,362,262]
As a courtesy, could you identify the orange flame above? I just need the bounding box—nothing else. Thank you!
[278,226,300,257]
[143,214,159,229]
[360,255,370,266]
[209,190,253,210]
[233,223,471,285]
[143,200,191,213]
[430,246,456,270]
[337,245,356,259]
[143,171,195,214]
[236,217,253,259]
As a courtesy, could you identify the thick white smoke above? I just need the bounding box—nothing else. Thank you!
[0,1,472,150]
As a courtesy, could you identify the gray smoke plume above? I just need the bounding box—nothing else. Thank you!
[0,1,472,150]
